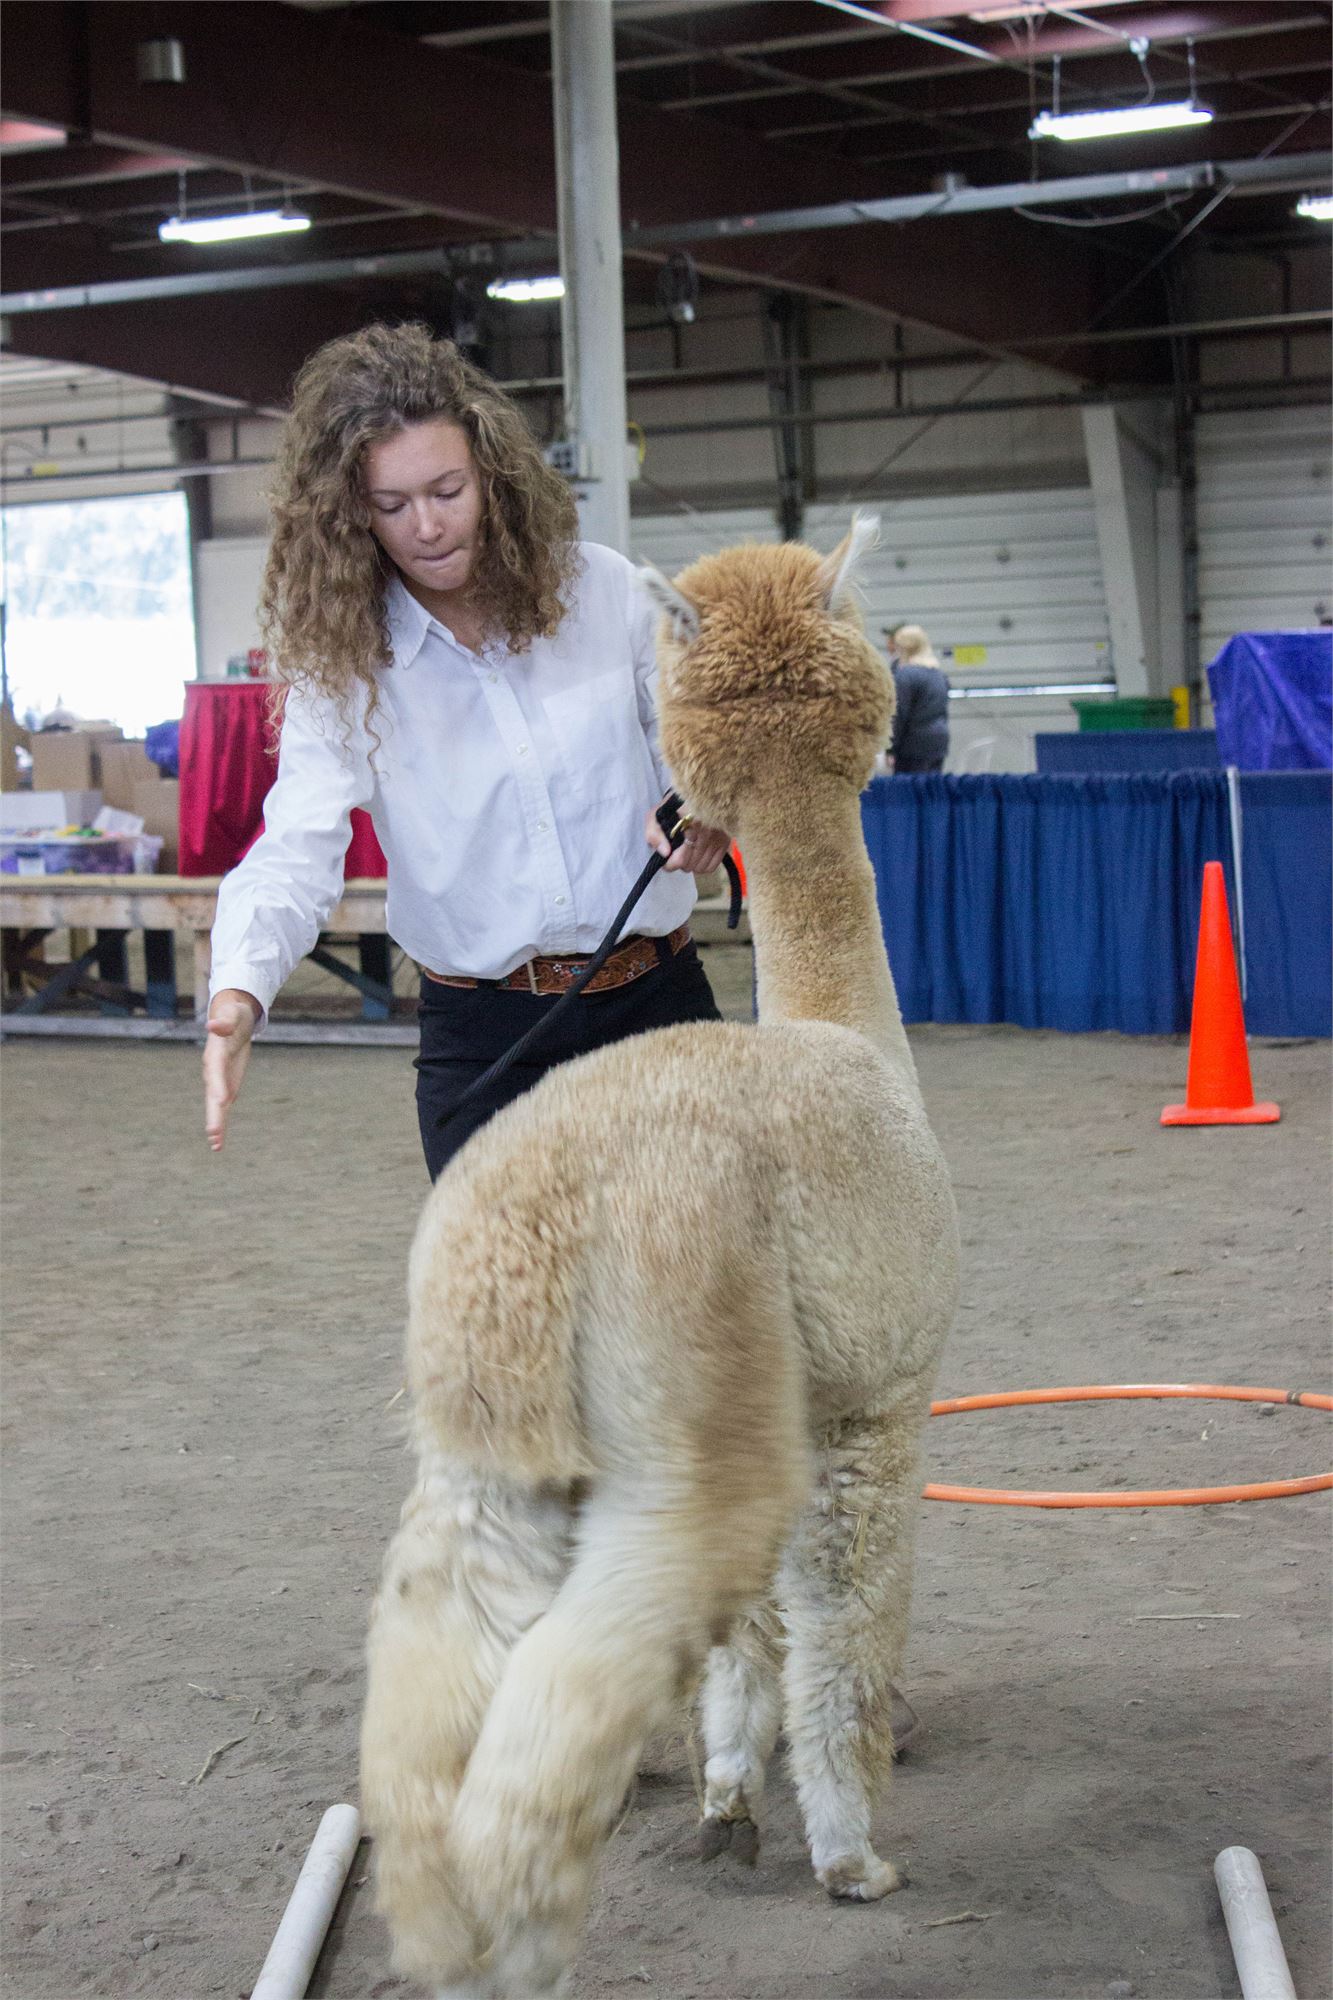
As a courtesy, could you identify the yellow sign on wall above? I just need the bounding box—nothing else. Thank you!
[952,645,988,667]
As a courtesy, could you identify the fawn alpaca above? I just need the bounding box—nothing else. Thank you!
[361,519,959,1997]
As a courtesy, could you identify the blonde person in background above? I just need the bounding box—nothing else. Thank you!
[880,623,950,774]
[203,322,730,1179]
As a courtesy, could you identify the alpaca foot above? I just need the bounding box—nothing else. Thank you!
[698,1810,760,1866]
[817,1852,904,1902]
[889,1684,919,1756]
[435,1958,570,1999]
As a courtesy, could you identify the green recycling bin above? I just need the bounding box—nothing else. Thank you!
[1071,696,1177,732]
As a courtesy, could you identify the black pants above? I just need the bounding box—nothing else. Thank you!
[415,936,722,1180]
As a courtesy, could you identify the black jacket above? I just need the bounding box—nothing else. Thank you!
[890,662,950,773]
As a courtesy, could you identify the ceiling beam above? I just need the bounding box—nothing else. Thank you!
[858,0,1316,30]
[1,143,200,193]
[0,287,386,413]
[665,34,1332,118]
[0,0,1111,376]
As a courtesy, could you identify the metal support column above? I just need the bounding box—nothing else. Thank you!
[550,0,630,554]
[1082,405,1166,696]
[1175,354,1203,711]
[170,401,212,680]
[762,294,812,543]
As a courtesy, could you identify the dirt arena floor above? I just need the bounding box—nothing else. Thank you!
[3,932,1330,1999]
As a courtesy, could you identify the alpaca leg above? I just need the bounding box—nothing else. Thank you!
[360,1452,574,1992]
[699,1601,783,1864]
[450,1462,801,1998]
[778,1400,928,1903]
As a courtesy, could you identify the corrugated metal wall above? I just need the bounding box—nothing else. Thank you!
[630,506,778,572]
[1197,404,1332,664]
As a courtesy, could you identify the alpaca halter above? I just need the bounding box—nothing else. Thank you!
[436,792,743,1135]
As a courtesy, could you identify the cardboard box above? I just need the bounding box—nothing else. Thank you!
[1,703,29,791]
[29,726,123,793]
[0,789,103,832]
[133,776,179,871]
[99,740,158,813]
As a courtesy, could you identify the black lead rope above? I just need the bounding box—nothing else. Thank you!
[436,792,743,1134]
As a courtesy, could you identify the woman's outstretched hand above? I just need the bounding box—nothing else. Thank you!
[203,989,261,1152]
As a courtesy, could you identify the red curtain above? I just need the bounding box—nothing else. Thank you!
[178,681,386,878]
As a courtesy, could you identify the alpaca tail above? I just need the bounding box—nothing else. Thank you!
[360,1460,574,1990]
[445,1447,807,1997]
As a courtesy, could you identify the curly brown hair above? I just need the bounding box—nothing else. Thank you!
[260,322,580,733]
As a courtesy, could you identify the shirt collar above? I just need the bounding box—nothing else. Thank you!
[383,571,435,671]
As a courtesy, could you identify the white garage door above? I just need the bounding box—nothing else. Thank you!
[1197,404,1332,668]
[631,507,779,573]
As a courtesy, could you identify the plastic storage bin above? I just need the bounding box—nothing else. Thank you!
[0,834,162,876]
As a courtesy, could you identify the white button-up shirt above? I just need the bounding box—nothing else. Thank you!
[209,541,694,1019]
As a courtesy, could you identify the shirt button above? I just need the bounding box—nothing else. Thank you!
[537,819,549,832]
[554,895,566,906]
[488,673,498,684]
[517,743,529,756]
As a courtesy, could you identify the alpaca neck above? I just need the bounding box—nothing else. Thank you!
[737,775,919,1089]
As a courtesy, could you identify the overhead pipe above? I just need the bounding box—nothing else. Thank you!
[3,153,1327,316]
[619,152,1333,250]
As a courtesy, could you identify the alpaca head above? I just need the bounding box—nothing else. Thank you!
[638,517,893,829]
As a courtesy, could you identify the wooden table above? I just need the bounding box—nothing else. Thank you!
[0,875,392,1023]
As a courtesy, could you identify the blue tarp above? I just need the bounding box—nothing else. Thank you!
[1206,631,1332,771]
[1240,772,1332,1038]
[862,771,1330,1037]
[1035,729,1219,774]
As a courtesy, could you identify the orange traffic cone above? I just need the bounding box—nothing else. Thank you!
[1161,861,1280,1127]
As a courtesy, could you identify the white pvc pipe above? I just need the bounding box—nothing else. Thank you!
[251,1803,362,2000]
[1214,1846,1297,2000]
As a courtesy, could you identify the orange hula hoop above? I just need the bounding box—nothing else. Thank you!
[923,1382,1333,1508]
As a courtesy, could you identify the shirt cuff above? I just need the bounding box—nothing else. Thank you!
[207,962,276,1035]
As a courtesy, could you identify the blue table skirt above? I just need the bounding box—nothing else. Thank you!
[862,772,1330,1037]
[1035,729,1219,774]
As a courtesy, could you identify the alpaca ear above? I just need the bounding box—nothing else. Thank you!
[636,563,702,643]
[818,512,881,614]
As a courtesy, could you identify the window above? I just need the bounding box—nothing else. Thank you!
[2,491,196,735]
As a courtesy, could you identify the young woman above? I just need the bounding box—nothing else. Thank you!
[202,322,729,1177]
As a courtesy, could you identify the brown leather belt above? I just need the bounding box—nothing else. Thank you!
[425,922,691,997]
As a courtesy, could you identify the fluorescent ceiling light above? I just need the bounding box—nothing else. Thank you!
[158,208,311,245]
[485,275,565,303]
[1029,102,1212,141]
[1295,193,1333,221]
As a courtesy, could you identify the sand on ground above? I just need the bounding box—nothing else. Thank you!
[2,989,1329,1999]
